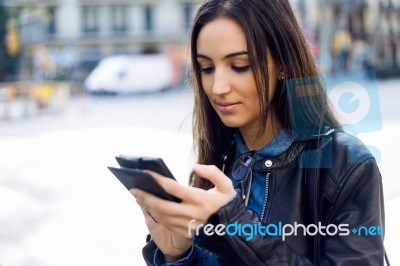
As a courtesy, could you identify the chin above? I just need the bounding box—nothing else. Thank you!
[219,118,244,129]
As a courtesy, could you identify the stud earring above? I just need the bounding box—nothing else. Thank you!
[280,75,285,81]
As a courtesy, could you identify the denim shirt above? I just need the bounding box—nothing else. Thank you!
[231,129,296,218]
[152,129,296,266]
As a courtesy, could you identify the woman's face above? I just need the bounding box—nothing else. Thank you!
[196,17,279,133]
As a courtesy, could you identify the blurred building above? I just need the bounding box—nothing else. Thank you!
[4,0,198,81]
[332,0,400,72]
[292,0,400,75]
[4,0,400,80]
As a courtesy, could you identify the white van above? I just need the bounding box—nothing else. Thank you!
[84,54,175,94]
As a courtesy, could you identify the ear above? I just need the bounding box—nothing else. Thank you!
[275,62,285,80]
[278,70,285,81]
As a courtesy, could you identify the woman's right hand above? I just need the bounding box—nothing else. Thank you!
[132,164,236,262]
[139,206,192,262]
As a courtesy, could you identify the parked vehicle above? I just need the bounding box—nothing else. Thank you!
[84,54,175,94]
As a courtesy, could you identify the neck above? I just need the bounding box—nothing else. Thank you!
[239,112,282,151]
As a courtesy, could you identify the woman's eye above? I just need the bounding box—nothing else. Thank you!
[232,65,250,73]
[200,66,214,74]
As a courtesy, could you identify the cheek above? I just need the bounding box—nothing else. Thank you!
[246,77,264,118]
[243,75,259,103]
[201,75,213,95]
[268,80,277,102]
[249,95,261,117]
[200,78,214,107]
[238,78,260,114]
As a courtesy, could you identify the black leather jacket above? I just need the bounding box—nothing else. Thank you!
[143,130,386,266]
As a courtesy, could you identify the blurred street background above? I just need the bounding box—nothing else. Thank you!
[0,0,399,265]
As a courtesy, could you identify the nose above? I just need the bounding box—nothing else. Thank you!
[212,69,232,95]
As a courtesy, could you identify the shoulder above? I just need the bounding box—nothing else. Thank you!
[330,131,376,163]
[297,130,375,168]
[307,131,383,209]
[322,130,380,187]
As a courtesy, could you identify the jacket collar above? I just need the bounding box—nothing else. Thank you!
[221,126,336,172]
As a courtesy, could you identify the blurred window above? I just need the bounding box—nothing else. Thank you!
[47,6,57,35]
[82,6,99,33]
[144,5,153,33]
[111,5,128,33]
[183,3,193,30]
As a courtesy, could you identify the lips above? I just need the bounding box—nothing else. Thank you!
[215,101,240,113]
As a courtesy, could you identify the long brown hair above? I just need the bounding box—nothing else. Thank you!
[190,0,341,189]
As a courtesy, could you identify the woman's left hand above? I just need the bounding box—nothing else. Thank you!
[132,164,237,238]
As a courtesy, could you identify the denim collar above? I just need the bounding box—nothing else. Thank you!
[235,129,297,159]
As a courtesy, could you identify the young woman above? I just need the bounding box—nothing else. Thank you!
[132,0,387,265]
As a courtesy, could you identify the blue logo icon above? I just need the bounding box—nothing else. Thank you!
[324,70,382,135]
[286,69,382,166]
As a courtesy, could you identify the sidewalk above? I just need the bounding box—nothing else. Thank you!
[363,78,400,265]
[0,127,193,266]
[0,81,71,120]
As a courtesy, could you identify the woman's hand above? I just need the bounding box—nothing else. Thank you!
[138,206,192,262]
[131,164,236,261]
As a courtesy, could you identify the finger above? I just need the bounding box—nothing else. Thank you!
[142,209,199,239]
[139,198,196,236]
[192,164,232,191]
[131,188,193,218]
[146,170,198,201]
[140,206,159,225]
[146,210,158,223]
[150,213,200,239]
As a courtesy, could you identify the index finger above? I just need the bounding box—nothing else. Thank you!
[192,164,232,190]
[145,170,198,202]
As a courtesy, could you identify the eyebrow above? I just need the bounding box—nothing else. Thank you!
[196,51,248,60]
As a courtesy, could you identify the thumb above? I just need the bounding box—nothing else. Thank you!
[192,164,233,192]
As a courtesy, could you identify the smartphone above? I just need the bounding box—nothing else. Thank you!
[108,156,181,202]
[115,155,175,180]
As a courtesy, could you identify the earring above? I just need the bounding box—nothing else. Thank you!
[280,75,285,81]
